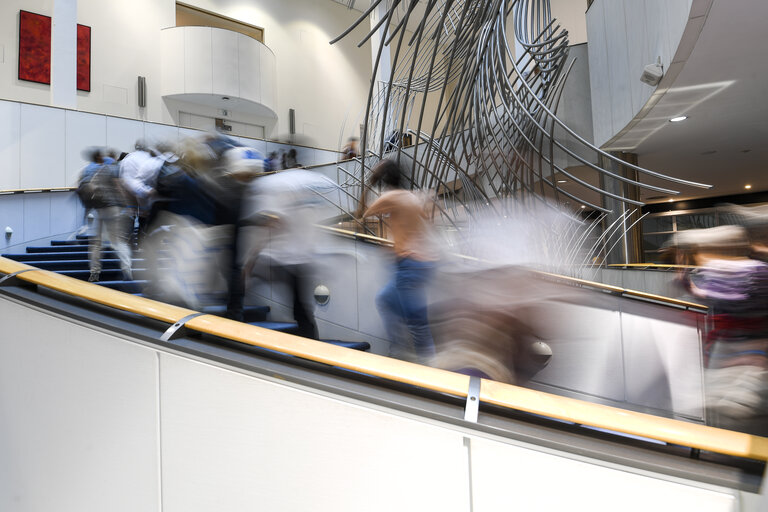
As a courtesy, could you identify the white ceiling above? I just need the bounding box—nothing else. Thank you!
[604,0,768,203]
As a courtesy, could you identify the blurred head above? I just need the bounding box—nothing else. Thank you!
[369,159,403,189]
[673,225,750,264]
[81,146,103,164]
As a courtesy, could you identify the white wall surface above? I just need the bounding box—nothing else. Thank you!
[0,99,344,192]
[0,0,371,151]
[0,292,749,511]
[587,0,693,147]
[179,0,372,148]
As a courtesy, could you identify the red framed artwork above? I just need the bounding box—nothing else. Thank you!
[18,10,91,92]
[77,24,91,91]
[18,10,51,85]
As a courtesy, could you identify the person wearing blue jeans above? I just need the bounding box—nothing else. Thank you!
[364,159,439,363]
[376,257,436,361]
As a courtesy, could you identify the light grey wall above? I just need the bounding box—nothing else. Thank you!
[0,192,85,254]
[586,0,692,147]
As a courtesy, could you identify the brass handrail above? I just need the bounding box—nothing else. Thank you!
[1,254,763,460]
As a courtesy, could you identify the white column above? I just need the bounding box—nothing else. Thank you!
[369,1,392,85]
[51,0,78,109]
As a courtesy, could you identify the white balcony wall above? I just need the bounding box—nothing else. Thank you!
[587,0,693,147]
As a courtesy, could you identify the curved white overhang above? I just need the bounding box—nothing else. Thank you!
[160,26,277,119]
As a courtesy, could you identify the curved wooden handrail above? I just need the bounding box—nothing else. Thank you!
[0,258,196,324]
[481,380,768,461]
[608,263,698,270]
[1,254,765,461]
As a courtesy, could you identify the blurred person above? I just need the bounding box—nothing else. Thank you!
[363,159,439,363]
[341,136,359,160]
[77,149,133,282]
[284,148,299,169]
[264,152,279,172]
[242,169,339,339]
[676,226,768,434]
[120,140,157,242]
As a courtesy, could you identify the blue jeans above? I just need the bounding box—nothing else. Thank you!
[376,257,436,362]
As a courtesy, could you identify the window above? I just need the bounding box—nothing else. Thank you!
[176,2,264,43]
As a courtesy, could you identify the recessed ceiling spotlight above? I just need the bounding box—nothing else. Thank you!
[557,180,567,184]
[580,205,586,209]
[667,199,674,202]
[745,184,752,189]
[669,116,688,122]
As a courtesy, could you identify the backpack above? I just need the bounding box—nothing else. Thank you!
[77,163,120,209]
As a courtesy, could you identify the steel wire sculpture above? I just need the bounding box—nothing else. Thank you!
[331,0,711,270]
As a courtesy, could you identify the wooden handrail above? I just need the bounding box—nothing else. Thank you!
[1,254,765,461]
[481,380,768,461]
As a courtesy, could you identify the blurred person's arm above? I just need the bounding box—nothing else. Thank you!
[363,193,395,218]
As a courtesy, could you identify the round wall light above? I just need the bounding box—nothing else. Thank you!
[314,284,330,306]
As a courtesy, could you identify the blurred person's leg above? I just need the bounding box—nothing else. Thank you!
[88,210,104,282]
[394,257,436,362]
[376,269,412,360]
[101,206,134,281]
[284,264,318,340]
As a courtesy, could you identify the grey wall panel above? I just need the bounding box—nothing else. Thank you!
[22,193,52,243]
[529,300,626,402]
[0,298,160,512]
[0,195,26,250]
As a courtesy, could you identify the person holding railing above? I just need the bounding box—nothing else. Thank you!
[363,159,439,363]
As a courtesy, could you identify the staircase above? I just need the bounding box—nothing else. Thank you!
[2,234,370,351]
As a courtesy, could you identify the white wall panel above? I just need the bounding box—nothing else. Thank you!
[19,104,66,189]
[0,297,161,512]
[238,35,261,104]
[259,44,277,113]
[161,28,186,99]
[159,353,470,512]
[469,436,737,511]
[65,111,107,187]
[355,242,392,340]
[144,122,180,146]
[106,116,145,155]
[184,27,214,95]
[211,29,239,99]
[0,100,21,190]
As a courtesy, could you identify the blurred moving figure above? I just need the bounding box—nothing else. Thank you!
[341,137,359,160]
[243,169,339,339]
[675,225,768,434]
[76,148,133,282]
[363,159,439,363]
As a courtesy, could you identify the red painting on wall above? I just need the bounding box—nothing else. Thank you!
[77,24,91,91]
[18,10,51,85]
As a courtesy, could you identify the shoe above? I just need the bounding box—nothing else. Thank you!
[88,272,100,282]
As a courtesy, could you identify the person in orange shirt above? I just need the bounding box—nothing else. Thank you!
[363,159,439,363]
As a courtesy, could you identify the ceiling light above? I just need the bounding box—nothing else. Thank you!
[669,116,687,123]
[557,180,567,184]
[580,205,586,209]
[667,199,674,202]
[745,184,752,189]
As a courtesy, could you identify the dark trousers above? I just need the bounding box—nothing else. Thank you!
[276,263,318,340]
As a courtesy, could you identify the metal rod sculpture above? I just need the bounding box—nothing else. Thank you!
[331,0,711,268]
